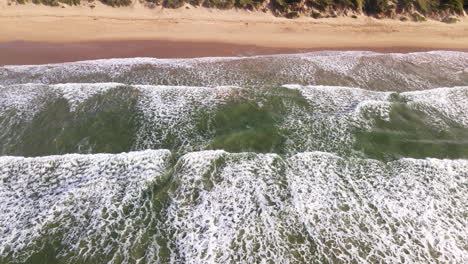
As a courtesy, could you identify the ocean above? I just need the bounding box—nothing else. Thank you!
[0,51,467,263]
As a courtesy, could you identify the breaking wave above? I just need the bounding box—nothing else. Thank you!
[1,51,467,263]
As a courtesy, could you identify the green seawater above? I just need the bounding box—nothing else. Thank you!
[1,52,467,264]
[1,85,467,160]
[355,102,468,160]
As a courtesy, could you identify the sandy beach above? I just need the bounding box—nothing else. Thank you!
[1,0,468,65]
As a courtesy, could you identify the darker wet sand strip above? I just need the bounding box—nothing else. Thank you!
[1,40,467,66]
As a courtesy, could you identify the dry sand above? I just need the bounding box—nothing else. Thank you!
[0,0,467,64]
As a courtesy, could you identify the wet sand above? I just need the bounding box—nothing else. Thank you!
[2,40,467,66]
[0,40,301,65]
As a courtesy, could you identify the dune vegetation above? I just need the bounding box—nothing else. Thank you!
[12,0,468,21]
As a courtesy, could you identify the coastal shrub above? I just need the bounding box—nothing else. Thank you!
[60,0,80,4]
[442,15,459,22]
[163,0,185,8]
[307,0,362,10]
[203,0,236,9]
[306,0,332,11]
[285,11,300,18]
[274,0,303,12]
[440,0,464,13]
[311,10,322,17]
[236,0,265,9]
[412,11,427,20]
[416,0,430,12]
[145,0,163,4]
[354,0,363,9]
[364,0,389,14]
[189,0,203,5]
[415,0,442,13]
[397,0,413,10]
[33,0,59,5]
[335,0,360,9]
[100,0,131,6]
[25,0,81,5]
[10,0,468,17]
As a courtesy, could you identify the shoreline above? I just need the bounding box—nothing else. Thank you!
[1,1,468,65]
[1,40,468,66]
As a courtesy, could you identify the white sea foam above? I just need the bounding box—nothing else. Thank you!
[133,85,240,151]
[164,151,468,263]
[0,83,56,121]
[51,83,122,111]
[0,149,466,263]
[401,86,468,126]
[281,85,468,155]
[287,152,468,263]
[0,150,171,262]
[1,51,467,263]
[1,51,466,91]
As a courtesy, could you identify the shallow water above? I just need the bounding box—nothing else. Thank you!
[0,51,467,263]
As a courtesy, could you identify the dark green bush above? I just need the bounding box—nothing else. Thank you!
[311,10,322,18]
[24,0,80,5]
[285,11,300,18]
[236,0,265,9]
[440,0,464,13]
[306,0,362,11]
[354,0,363,9]
[100,0,131,6]
[274,0,302,12]
[307,0,332,11]
[203,0,236,9]
[364,0,389,14]
[189,0,203,5]
[163,0,185,8]
[145,0,163,4]
[397,0,413,10]
[335,0,359,8]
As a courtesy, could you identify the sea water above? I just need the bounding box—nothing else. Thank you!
[0,51,467,263]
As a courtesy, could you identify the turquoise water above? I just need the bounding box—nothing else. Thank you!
[0,51,467,263]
